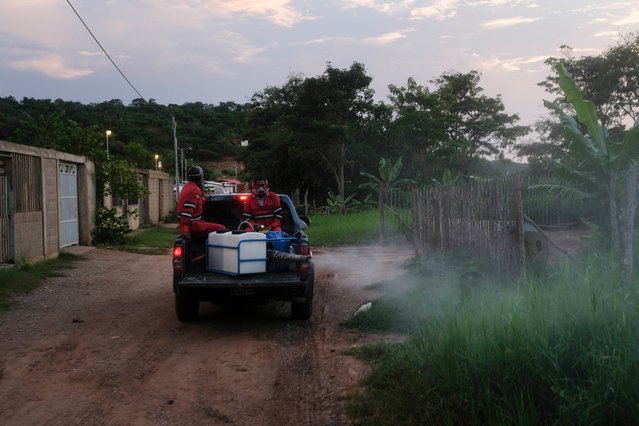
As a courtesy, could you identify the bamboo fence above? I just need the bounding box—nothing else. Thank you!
[412,177,525,278]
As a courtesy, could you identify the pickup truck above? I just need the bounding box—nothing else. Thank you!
[171,193,314,321]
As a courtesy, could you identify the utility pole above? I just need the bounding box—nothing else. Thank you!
[172,116,179,206]
[179,147,191,182]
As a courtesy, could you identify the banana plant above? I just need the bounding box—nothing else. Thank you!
[360,157,415,243]
[543,63,639,285]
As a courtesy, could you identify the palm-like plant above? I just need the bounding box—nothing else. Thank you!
[360,157,415,243]
[542,63,639,285]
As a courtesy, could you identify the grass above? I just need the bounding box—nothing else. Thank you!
[0,252,84,309]
[345,250,639,425]
[306,210,405,246]
[105,225,178,255]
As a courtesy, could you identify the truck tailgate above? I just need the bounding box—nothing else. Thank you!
[178,271,304,288]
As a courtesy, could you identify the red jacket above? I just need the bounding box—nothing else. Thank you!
[177,181,205,235]
[243,190,282,231]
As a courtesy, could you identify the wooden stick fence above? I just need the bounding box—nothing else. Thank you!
[412,177,525,278]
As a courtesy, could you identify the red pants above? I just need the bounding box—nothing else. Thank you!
[190,220,226,240]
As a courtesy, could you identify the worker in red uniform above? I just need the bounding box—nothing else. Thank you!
[242,176,283,232]
[178,166,226,242]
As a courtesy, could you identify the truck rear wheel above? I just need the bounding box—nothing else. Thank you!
[175,294,199,321]
[291,270,314,320]
[291,299,312,320]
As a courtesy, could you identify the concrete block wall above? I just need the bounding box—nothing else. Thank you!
[42,157,59,254]
[13,212,44,261]
[146,173,160,224]
[0,140,95,263]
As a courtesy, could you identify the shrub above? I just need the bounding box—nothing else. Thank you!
[92,207,130,244]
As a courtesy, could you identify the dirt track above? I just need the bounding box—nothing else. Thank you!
[0,244,414,425]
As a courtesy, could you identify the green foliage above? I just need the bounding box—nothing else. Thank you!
[102,159,149,202]
[388,73,530,182]
[322,191,361,215]
[306,211,383,246]
[0,252,84,309]
[347,251,639,425]
[92,207,130,244]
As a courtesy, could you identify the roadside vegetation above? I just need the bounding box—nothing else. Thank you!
[306,210,400,246]
[0,252,84,309]
[99,225,178,255]
[344,248,639,425]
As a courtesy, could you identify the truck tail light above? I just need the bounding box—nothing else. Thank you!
[298,243,310,256]
[298,243,310,277]
[173,246,183,273]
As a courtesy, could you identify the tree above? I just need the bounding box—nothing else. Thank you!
[388,72,530,183]
[244,63,384,207]
[434,71,530,162]
[360,157,415,243]
[13,110,66,149]
[387,78,451,183]
[543,63,639,285]
[102,159,149,220]
[295,62,382,212]
[540,33,639,129]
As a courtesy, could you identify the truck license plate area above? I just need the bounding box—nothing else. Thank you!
[230,288,256,296]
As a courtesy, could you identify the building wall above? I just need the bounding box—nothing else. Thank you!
[13,211,44,260]
[43,157,59,253]
[0,140,95,262]
[143,169,174,225]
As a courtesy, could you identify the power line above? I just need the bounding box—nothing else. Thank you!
[65,0,146,101]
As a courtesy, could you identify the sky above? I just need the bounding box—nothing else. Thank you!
[1,0,638,134]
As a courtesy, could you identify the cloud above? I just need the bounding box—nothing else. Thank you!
[481,16,542,29]
[612,10,639,26]
[481,54,547,71]
[342,0,416,15]
[467,0,536,6]
[365,29,414,44]
[410,0,458,20]
[218,0,310,27]
[291,37,335,46]
[10,54,94,79]
[594,31,619,38]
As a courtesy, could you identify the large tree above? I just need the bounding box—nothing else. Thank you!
[522,33,639,166]
[388,72,529,182]
[434,71,530,162]
[387,77,451,182]
[244,63,384,208]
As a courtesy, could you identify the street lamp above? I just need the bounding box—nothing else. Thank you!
[154,154,159,170]
[105,130,112,160]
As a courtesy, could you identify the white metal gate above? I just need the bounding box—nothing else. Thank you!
[59,162,79,247]
[0,155,12,262]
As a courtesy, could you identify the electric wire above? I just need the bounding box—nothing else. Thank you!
[65,0,146,101]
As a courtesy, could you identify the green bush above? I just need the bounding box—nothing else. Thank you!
[92,207,130,244]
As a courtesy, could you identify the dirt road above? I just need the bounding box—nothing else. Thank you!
[0,244,414,426]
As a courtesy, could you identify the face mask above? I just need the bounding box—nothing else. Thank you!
[257,186,266,197]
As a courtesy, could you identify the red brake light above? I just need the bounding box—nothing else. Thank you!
[173,247,183,258]
[237,195,249,202]
[298,243,310,256]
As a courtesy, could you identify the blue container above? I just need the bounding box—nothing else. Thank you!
[266,231,289,252]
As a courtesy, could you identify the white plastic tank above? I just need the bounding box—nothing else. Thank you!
[207,231,267,274]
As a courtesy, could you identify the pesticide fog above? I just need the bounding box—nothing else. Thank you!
[312,245,415,289]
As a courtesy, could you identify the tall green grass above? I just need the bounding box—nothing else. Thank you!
[306,210,404,246]
[347,251,639,425]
